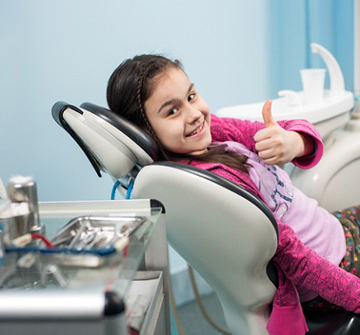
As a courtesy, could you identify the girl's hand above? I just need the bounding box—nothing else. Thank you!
[254,100,313,165]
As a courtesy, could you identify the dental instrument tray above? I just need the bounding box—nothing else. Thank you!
[5,215,148,267]
[51,215,146,251]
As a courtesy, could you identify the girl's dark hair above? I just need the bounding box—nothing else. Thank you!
[107,54,250,174]
[107,54,182,131]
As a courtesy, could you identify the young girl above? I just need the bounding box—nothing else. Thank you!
[107,54,360,334]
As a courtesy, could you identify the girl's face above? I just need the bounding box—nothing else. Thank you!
[144,67,212,156]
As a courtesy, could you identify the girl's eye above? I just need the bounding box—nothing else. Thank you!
[188,93,196,101]
[168,108,178,116]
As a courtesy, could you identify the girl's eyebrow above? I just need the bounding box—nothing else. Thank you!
[157,83,194,114]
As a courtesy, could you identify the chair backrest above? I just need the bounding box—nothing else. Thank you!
[52,101,279,335]
[132,162,278,334]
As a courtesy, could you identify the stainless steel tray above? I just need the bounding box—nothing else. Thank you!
[51,215,146,250]
[39,215,147,267]
[4,216,147,270]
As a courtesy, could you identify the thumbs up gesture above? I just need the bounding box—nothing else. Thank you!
[254,101,306,165]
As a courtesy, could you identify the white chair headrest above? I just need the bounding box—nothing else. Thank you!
[52,101,158,179]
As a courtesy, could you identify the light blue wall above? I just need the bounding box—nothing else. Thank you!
[0,0,271,202]
[268,0,354,97]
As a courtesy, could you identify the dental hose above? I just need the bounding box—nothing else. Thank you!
[169,275,187,335]
[188,264,231,335]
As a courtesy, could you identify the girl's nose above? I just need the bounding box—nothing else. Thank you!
[185,105,201,123]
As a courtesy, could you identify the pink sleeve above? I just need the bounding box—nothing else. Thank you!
[280,119,323,169]
[274,221,360,313]
[267,281,308,335]
[210,114,323,169]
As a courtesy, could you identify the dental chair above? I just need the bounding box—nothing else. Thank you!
[52,101,360,335]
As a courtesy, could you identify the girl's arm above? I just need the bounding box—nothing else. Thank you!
[274,221,360,313]
[211,101,323,169]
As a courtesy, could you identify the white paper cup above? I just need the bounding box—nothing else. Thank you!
[300,68,326,103]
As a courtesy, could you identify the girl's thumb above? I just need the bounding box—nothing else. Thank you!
[262,100,276,127]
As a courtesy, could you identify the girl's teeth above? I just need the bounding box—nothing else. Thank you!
[189,123,203,136]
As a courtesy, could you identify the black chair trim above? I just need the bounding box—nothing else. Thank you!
[52,101,103,177]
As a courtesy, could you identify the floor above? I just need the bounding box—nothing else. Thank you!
[171,292,230,335]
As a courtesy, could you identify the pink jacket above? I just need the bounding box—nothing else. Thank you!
[189,115,360,335]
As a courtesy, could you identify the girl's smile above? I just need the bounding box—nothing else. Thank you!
[186,121,205,138]
[144,67,212,155]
